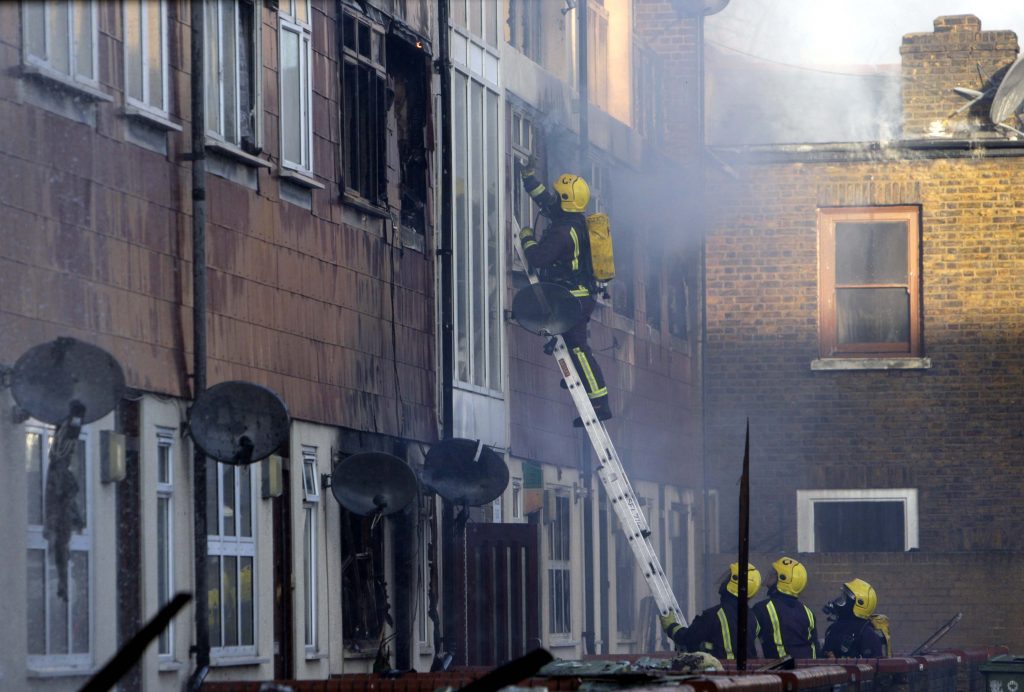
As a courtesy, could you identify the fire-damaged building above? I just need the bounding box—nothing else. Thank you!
[703,15,1024,653]
[0,0,706,689]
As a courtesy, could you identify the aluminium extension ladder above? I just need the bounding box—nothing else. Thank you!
[511,220,686,628]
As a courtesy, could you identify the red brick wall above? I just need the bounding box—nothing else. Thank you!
[702,149,1024,650]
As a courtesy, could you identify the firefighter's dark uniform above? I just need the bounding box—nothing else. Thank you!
[520,169,610,417]
[752,590,819,659]
[665,593,759,661]
[821,617,884,658]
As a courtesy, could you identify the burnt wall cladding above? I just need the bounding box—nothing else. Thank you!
[704,154,1024,553]
[0,3,435,440]
[900,15,1019,136]
[708,551,1024,652]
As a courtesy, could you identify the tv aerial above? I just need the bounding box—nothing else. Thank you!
[511,282,582,336]
[329,452,418,526]
[188,381,290,465]
[990,54,1024,137]
[421,438,509,506]
[10,337,126,424]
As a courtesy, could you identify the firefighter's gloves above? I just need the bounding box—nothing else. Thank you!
[660,611,682,635]
[519,154,538,179]
[519,226,535,242]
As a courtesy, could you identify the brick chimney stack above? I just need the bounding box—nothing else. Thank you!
[900,15,1019,138]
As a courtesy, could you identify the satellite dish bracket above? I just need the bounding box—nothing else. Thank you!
[320,473,333,490]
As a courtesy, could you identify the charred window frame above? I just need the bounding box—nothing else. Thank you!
[339,502,388,647]
[388,32,431,236]
[507,0,542,62]
[797,489,919,553]
[645,242,663,331]
[204,0,262,152]
[22,0,99,87]
[611,226,635,317]
[341,10,387,207]
[818,206,922,358]
[25,424,92,670]
[667,258,689,341]
[509,106,538,229]
[546,491,572,636]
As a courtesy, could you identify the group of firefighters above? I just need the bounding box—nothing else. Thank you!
[660,557,889,661]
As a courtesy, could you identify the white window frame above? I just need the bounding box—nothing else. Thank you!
[123,0,170,116]
[21,0,100,87]
[155,428,175,659]
[510,477,523,520]
[208,463,258,657]
[204,0,263,149]
[796,488,919,553]
[301,446,319,653]
[546,491,572,637]
[25,422,93,672]
[278,0,313,173]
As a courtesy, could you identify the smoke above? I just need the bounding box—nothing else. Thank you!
[703,0,1024,144]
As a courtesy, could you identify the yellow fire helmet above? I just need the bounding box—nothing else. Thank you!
[772,556,808,597]
[726,562,761,598]
[845,578,878,619]
[553,173,590,213]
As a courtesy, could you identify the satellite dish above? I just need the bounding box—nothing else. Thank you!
[330,452,418,516]
[188,381,289,465]
[672,0,729,17]
[990,54,1024,124]
[511,282,582,335]
[11,337,126,424]
[422,438,509,506]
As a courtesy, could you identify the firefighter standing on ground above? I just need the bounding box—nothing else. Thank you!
[821,578,887,658]
[752,557,819,659]
[519,159,611,425]
[660,563,761,660]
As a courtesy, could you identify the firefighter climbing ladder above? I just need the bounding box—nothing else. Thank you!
[511,220,686,628]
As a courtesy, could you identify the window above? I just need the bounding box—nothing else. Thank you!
[668,260,689,340]
[452,55,502,392]
[207,463,257,655]
[279,0,312,173]
[587,1,609,111]
[22,0,98,85]
[342,11,387,204]
[301,447,319,652]
[509,108,537,230]
[339,504,387,645]
[507,0,542,62]
[614,528,635,637]
[632,38,661,139]
[388,34,431,235]
[511,478,523,520]
[646,244,663,330]
[452,0,500,47]
[26,424,92,669]
[611,227,635,317]
[797,489,919,552]
[124,0,169,115]
[818,206,921,358]
[205,0,261,151]
[156,429,175,658]
[547,493,571,635]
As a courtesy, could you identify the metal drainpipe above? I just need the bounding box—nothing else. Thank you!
[576,0,597,657]
[189,0,210,685]
[437,0,457,663]
[697,8,713,611]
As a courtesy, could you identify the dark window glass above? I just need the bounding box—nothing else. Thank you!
[837,288,909,344]
[646,247,662,330]
[814,501,905,552]
[836,222,907,284]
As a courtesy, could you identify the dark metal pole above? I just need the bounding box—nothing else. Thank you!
[736,419,750,671]
[189,0,210,683]
[436,0,457,664]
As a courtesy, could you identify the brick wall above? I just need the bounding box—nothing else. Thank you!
[702,147,1024,650]
[901,15,1019,137]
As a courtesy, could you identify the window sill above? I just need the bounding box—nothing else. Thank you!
[279,167,325,189]
[305,651,328,661]
[27,666,93,678]
[205,139,273,169]
[124,105,182,132]
[547,639,581,649]
[158,659,186,672]
[19,63,112,102]
[209,655,270,668]
[810,357,932,371]
[342,192,390,218]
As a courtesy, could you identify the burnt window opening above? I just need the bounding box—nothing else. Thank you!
[667,260,689,341]
[339,505,388,647]
[341,11,387,207]
[645,244,663,331]
[814,501,906,552]
[387,34,431,235]
[611,226,635,318]
[507,0,542,63]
